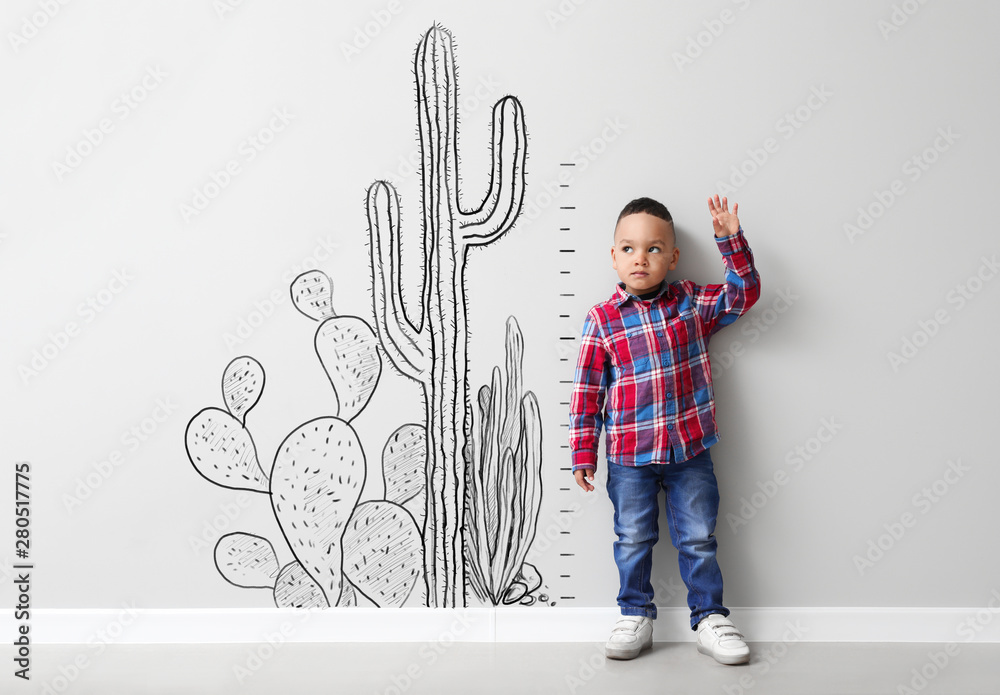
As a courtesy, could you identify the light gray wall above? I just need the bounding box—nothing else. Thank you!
[1,0,997,612]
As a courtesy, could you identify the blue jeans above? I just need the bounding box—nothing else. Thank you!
[606,448,729,629]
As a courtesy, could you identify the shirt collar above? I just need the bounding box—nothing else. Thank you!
[612,282,673,307]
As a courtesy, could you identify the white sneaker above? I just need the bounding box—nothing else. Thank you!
[605,616,653,660]
[696,614,750,665]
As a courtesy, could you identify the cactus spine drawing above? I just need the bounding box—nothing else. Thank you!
[367,24,527,607]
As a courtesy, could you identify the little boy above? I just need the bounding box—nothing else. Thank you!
[568,195,760,664]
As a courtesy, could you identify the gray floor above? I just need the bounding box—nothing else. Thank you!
[4,642,999,694]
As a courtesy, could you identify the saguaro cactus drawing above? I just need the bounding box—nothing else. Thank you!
[367,24,527,607]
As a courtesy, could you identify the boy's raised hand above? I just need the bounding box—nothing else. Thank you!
[574,468,595,492]
[708,194,740,238]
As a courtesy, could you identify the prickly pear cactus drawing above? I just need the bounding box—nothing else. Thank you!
[185,353,427,609]
[382,423,428,529]
[342,501,423,607]
[185,23,548,613]
[291,270,381,422]
[185,356,269,492]
[215,532,280,589]
[270,417,366,606]
[367,23,527,607]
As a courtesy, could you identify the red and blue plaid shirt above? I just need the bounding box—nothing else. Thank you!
[569,228,761,471]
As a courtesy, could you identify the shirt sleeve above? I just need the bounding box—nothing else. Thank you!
[568,310,608,472]
[692,226,762,336]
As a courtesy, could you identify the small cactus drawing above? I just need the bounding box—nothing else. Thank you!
[367,23,527,607]
[465,316,544,606]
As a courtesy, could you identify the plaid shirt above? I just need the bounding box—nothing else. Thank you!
[569,228,760,471]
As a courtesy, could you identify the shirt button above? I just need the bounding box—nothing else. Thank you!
[667,424,674,430]
[656,332,663,337]
[666,392,672,397]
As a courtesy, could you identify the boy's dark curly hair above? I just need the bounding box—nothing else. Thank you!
[616,197,672,225]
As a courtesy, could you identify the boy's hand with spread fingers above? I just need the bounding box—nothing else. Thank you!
[575,468,595,492]
[708,194,740,238]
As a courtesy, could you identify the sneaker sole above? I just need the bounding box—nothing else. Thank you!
[696,642,750,665]
[605,634,652,660]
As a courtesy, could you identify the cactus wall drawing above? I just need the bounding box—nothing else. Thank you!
[185,23,547,611]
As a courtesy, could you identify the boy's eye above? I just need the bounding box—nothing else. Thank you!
[649,247,661,253]
[621,245,632,252]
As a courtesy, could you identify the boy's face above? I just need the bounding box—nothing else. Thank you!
[611,212,679,297]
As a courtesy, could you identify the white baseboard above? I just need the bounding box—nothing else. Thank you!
[6,606,1000,644]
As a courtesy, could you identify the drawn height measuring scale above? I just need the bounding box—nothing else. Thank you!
[554,160,581,604]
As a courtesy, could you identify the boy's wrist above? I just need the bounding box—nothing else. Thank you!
[715,226,745,254]
[571,451,597,471]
